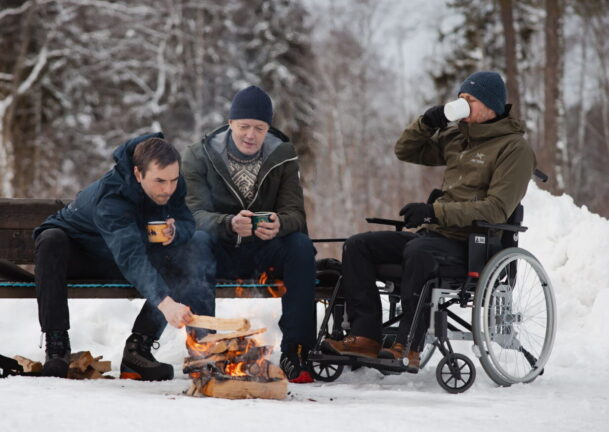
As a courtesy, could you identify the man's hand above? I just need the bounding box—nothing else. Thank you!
[399,203,438,228]
[158,296,193,328]
[254,212,280,241]
[231,210,254,237]
[422,105,448,129]
[162,218,176,246]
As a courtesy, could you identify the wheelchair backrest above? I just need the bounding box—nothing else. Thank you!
[467,203,524,276]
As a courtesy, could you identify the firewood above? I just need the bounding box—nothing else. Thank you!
[198,328,266,344]
[69,351,94,372]
[68,367,102,380]
[268,363,286,380]
[91,360,112,373]
[13,355,42,373]
[202,377,287,400]
[188,315,251,331]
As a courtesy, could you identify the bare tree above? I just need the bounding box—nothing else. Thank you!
[498,0,522,118]
[541,0,565,192]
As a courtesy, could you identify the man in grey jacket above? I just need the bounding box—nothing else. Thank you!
[182,86,316,383]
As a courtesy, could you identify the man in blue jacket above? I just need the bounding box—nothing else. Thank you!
[34,134,215,379]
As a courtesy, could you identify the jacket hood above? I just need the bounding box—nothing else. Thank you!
[204,124,294,162]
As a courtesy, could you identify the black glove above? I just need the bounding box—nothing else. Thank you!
[399,203,438,228]
[422,105,448,129]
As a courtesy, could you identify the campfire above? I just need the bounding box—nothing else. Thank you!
[183,315,287,400]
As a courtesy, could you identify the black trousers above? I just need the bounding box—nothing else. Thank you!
[341,230,466,351]
[35,228,215,339]
[209,232,317,352]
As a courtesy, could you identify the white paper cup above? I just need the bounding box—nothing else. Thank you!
[444,98,471,122]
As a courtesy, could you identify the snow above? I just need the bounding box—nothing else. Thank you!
[1,182,609,431]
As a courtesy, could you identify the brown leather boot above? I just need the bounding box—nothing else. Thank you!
[378,342,406,360]
[405,350,420,374]
[321,335,381,358]
[378,343,420,374]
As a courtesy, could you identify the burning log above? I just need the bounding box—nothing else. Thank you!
[184,326,287,400]
[198,328,267,343]
[196,377,287,400]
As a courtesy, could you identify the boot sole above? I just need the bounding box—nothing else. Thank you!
[120,371,143,380]
[120,363,173,381]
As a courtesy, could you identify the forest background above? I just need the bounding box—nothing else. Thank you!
[1,0,607,258]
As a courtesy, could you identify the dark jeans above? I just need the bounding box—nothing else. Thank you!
[209,232,316,352]
[341,230,466,351]
[35,228,215,340]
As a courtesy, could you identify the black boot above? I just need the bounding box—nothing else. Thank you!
[42,330,71,378]
[280,343,314,384]
[120,333,174,381]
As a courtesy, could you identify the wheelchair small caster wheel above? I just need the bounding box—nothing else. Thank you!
[308,360,344,382]
[436,353,476,393]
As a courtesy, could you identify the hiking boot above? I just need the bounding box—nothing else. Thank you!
[120,333,174,381]
[379,343,420,374]
[321,335,380,358]
[280,344,314,383]
[42,330,71,378]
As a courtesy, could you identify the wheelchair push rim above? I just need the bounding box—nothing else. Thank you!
[472,247,557,386]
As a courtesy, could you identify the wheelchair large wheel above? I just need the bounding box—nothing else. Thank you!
[472,247,556,386]
[436,353,476,393]
[309,361,344,382]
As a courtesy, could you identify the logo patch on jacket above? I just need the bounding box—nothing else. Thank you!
[471,152,486,165]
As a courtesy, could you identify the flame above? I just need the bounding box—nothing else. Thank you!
[186,332,217,355]
[259,269,287,298]
[225,362,247,377]
[234,278,246,298]
[230,271,287,298]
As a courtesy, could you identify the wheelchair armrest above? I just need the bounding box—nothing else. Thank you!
[473,220,528,232]
[365,218,406,231]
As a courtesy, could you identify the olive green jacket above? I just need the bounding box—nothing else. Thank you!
[395,112,536,241]
[182,125,307,246]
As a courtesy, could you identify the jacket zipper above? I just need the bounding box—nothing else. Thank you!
[246,156,298,210]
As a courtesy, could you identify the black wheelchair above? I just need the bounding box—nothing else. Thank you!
[308,181,557,393]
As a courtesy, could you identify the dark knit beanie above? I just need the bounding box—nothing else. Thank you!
[229,85,273,125]
[458,71,506,115]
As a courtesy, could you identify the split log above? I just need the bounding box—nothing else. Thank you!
[69,351,94,372]
[183,346,274,372]
[68,367,102,380]
[202,377,287,400]
[189,315,251,332]
[199,328,266,344]
[13,355,42,373]
[91,360,112,373]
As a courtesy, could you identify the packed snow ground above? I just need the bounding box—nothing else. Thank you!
[1,183,608,432]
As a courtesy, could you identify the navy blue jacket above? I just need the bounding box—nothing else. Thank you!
[34,133,195,305]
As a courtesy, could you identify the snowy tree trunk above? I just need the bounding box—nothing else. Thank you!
[499,0,521,119]
[0,98,15,197]
[542,0,564,192]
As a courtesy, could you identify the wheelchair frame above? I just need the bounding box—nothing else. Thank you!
[308,206,557,393]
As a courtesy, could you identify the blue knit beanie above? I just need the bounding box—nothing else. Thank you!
[229,86,273,125]
[458,71,506,115]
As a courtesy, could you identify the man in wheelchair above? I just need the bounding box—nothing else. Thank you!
[322,71,536,373]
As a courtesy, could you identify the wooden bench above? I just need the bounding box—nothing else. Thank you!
[0,198,339,300]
